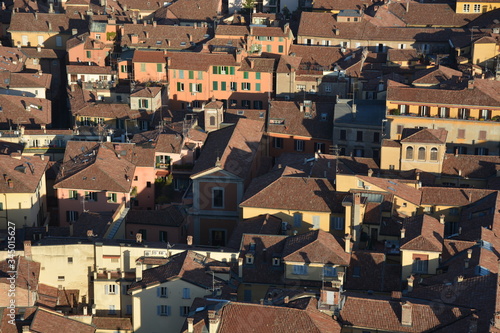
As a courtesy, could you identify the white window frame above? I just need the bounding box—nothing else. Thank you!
[331,216,344,230]
[473,3,480,12]
[158,305,171,316]
[463,3,470,12]
[294,139,305,152]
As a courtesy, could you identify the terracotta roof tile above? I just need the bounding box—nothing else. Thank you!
[413,65,464,85]
[401,128,448,144]
[420,187,496,206]
[129,250,229,291]
[268,101,334,140]
[191,118,263,179]
[358,176,422,205]
[387,78,500,108]
[153,0,221,22]
[0,256,40,292]
[441,154,500,179]
[226,214,282,250]
[340,293,473,332]
[217,302,341,333]
[92,317,132,330]
[30,308,95,333]
[0,155,49,193]
[0,94,51,128]
[241,170,338,212]
[400,214,444,252]
[237,233,287,284]
[54,142,136,192]
[345,251,401,292]
[168,51,237,70]
[282,230,350,266]
[215,25,249,36]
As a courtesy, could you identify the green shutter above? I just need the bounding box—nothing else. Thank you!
[189,71,194,79]
[229,67,235,75]
[241,82,245,90]
[256,72,261,80]
[256,83,261,91]
[157,63,162,72]
[266,45,271,52]
[213,66,218,74]
[177,82,181,91]
[198,71,203,80]
[248,83,251,90]
[198,84,202,93]
[221,82,226,91]
[213,81,218,91]
[189,83,192,92]
[243,72,248,79]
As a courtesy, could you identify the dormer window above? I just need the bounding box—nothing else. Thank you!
[245,253,254,265]
[272,257,280,266]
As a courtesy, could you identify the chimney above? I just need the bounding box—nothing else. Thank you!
[468,191,473,203]
[238,258,243,278]
[72,28,78,36]
[37,45,41,52]
[457,275,464,283]
[135,261,143,281]
[1,2,5,10]
[467,248,472,259]
[49,3,54,13]
[208,310,220,333]
[35,11,38,20]
[352,103,357,119]
[407,275,414,292]
[48,21,52,31]
[136,233,142,243]
[187,235,193,246]
[284,296,289,304]
[250,59,254,69]
[334,28,339,35]
[416,172,420,181]
[439,214,445,224]
[153,20,157,27]
[23,241,32,260]
[401,301,412,326]
[107,271,111,279]
[7,179,13,188]
[187,318,194,333]
[188,33,192,42]
[83,305,88,316]
[87,229,93,237]
[143,20,147,26]
[299,103,304,112]
[91,304,96,316]
[22,326,30,333]
[367,168,373,177]
[345,234,352,253]
[401,228,406,239]
[468,80,474,89]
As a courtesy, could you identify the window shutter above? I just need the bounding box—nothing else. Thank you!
[479,130,487,140]
[213,81,218,90]
[157,287,161,297]
[198,84,202,93]
[241,82,245,90]
[213,66,217,74]
[458,129,466,139]
[177,82,181,91]
[105,285,109,295]
[256,83,261,91]
[229,66,235,75]
[157,305,161,316]
[189,83,193,92]
[167,306,171,316]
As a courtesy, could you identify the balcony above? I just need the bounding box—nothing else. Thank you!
[387,109,500,122]
[155,162,170,170]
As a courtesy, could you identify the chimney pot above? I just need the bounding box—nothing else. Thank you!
[345,234,352,253]
[187,318,194,333]
[401,228,406,239]
[401,301,412,326]
[136,233,142,243]
[439,214,445,224]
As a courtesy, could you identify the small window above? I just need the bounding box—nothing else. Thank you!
[340,130,347,140]
[430,147,438,161]
[158,287,168,298]
[323,266,337,277]
[274,137,283,149]
[69,190,78,200]
[158,305,171,316]
[107,193,117,203]
[182,288,191,299]
[406,146,413,159]
[212,188,224,208]
[58,276,65,281]
[294,139,304,152]
[67,257,73,264]
[180,306,190,317]
[457,129,466,139]
[293,212,302,227]
[147,181,152,188]
[418,147,426,160]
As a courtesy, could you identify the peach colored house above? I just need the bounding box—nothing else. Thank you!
[67,32,112,67]
[189,119,265,246]
[132,50,167,83]
[267,100,334,158]
[167,51,274,111]
[247,24,294,55]
[54,142,135,226]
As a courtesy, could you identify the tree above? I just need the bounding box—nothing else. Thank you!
[241,0,255,14]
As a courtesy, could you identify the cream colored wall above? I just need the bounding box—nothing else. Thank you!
[11,31,70,50]
[380,145,401,170]
[0,172,47,229]
[472,42,499,68]
[333,174,361,192]
[401,249,440,280]
[93,279,123,315]
[242,206,332,233]
[400,142,445,173]
[285,261,345,281]
[31,243,94,302]
[455,1,499,13]
[131,278,212,333]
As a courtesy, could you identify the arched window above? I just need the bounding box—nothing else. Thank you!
[430,147,438,161]
[406,146,413,159]
[418,147,426,160]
